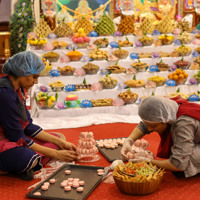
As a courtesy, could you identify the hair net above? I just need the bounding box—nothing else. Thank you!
[138,96,179,124]
[2,51,45,76]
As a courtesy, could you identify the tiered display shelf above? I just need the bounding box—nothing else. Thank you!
[28,34,200,129]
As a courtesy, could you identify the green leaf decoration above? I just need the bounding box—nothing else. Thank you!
[55,92,58,101]
[182,44,185,47]
[118,45,121,50]
[125,36,129,41]
[198,71,200,77]
[127,87,131,92]
[115,60,118,65]
[138,59,141,63]
[66,101,71,107]
[181,56,184,61]
[97,44,100,49]
[45,96,51,104]
[198,91,200,94]
[83,78,86,85]
[106,73,109,77]
[160,59,163,63]
[176,88,180,93]
[133,75,136,80]
[76,99,81,105]
[151,91,155,96]
[35,96,38,102]
[41,15,45,18]
[143,32,147,36]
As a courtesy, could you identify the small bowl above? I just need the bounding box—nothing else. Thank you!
[51,86,64,92]
[37,101,56,109]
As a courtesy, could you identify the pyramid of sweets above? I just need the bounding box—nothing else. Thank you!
[157,16,173,34]
[140,17,154,34]
[53,21,73,37]
[34,17,51,38]
[117,14,135,34]
[77,132,99,162]
[74,18,94,36]
[95,13,115,35]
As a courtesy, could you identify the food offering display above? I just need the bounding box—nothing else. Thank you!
[113,161,165,195]
[26,7,200,121]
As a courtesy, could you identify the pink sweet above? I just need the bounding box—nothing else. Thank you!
[173,28,181,35]
[49,178,55,184]
[43,182,50,186]
[73,182,80,188]
[61,182,68,187]
[79,181,85,186]
[64,186,71,191]
[33,192,41,196]
[41,185,49,190]
[84,36,90,42]
[74,178,80,182]
[141,139,149,148]
[59,55,70,63]
[77,37,84,43]
[192,39,200,45]
[72,37,78,43]
[65,170,71,175]
[91,82,102,91]
[67,182,73,186]
[74,68,86,76]
[43,43,54,51]
[68,178,74,182]
[98,171,105,176]
[76,187,84,192]
[134,139,142,147]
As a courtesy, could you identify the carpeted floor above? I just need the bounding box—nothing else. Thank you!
[1,123,200,200]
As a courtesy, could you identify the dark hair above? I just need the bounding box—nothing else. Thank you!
[8,71,18,80]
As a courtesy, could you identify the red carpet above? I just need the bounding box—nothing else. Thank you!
[0,123,200,200]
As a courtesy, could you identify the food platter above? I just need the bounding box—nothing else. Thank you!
[27,164,104,200]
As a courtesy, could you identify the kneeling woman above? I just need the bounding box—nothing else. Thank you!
[0,51,78,180]
[121,96,200,178]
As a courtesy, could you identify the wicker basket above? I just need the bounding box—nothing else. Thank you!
[113,175,163,195]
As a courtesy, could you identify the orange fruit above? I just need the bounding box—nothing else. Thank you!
[184,73,188,78]
[172,71,177,76]
[173,75,178,80]
[168,74,173,79]
[178,74,184,79]
[175,68,181,75]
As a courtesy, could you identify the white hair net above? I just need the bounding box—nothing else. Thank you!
[2,51,45,76]
[138,96,179,124]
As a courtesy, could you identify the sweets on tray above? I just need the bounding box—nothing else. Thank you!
[173,58,190,70]
[148,76,166,86]
[124,79,145,88]
[131,61,148,72]
[168,69,188,85]
[140,17,154,34]
[177,32,192,44]
[90,98,113,106]
[117,14,135,34]
[89,48,109,60]
[99,75,118,89]
[49,80,65,91]
[112,49,129,59]
[174,45,192,56]
[93,38,109,48]
[57,66,75,75]
[138,35,154,46]
[118,90,138,104]
[43,52,60,62]
[74,18,94,36]
[156,60,170,71]
[82,63,100,74]
[66,50,83,61]
[106,64,126,74]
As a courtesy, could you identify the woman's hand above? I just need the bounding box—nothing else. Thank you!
[55,149,78,162]
[59,140,77,152]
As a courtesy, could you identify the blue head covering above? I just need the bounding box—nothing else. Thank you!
[2,51,45,76]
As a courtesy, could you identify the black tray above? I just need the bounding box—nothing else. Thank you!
[96,137,127,162]
[27,164,104,200]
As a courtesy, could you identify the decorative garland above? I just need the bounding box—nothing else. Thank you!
[56,0,112,20]
[9,0,34,55]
